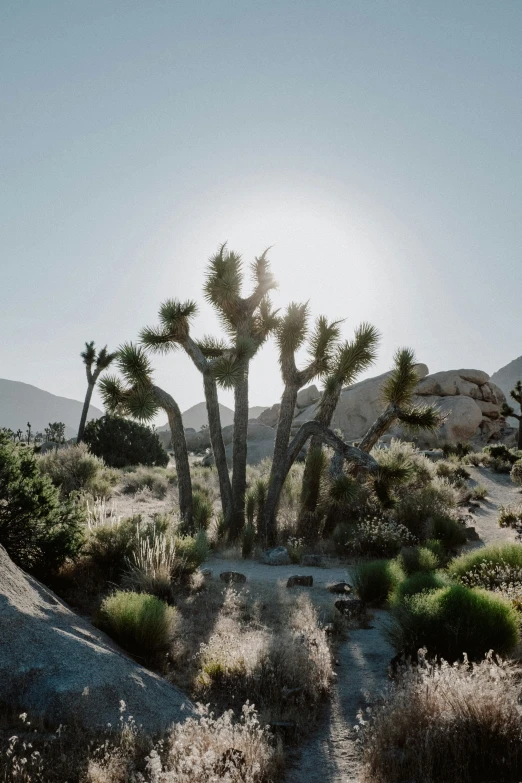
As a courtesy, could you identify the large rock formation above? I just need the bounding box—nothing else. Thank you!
[491,356,522,425]
[269,365,510,448]
[0,545,193,731]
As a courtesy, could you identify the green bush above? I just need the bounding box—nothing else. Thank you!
[391,480,458,540]
[353,559,405,604]
[0,433,85,575]
[387,584,519,661]
[397,546,439,575]
[435,460,470,485]
[390,570,448,604]
[85,516,141,580]
[83,415,168,469]
[175,529,209,573]
[448,543,522,581]
[333,515,414,558]
[192,490,213,529]
[423,538,445,563]
[498,504,522,529]
[121,466,169,498]
[441,442,472,458]
[430,513,467,549]
[38,443,107,496]
[241,522,255,558]
[485,444,520,465]
[96,590,176,657]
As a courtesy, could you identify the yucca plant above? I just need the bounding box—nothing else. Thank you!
[204,244,278,540]
[359,348,443,452]
[78,341,117,442]
[140,297,233,521]
[99,342,193,528]
[297,322,380,538]
[501,380,522,449]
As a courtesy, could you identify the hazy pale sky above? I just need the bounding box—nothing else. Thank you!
[2,1,521,421]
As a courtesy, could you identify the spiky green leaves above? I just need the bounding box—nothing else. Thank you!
[510,380,522,406]
[204,244,242,323]
[81,341,96,369]
[308,315,343,372]
[382,348,420,407]
[99,343,159,422]
[501,402,519,419]
[277,302,310,360]
[328,473,359,506]
[140,299,197,353]
[331,323,380,385]
[397,404,444,432]
[81,341,116,381]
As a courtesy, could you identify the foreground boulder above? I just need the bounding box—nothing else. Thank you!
[0,545,193,731]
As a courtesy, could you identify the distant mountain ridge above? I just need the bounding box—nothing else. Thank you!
[0,378,103,439]
[159,402,268,432]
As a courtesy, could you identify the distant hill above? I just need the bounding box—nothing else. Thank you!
[158,402,268,432]
[0,378,103,439]
[491,357,522,421]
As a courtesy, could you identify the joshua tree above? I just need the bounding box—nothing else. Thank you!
[501,380,522,449]
[204,245,278,538]
[99,343,193,528]
[297,322,380,538]
[140,300,236,521]
[78,341,117,442]
[357,348,443,453]
[44,422,66,445]
[26,422,32,444]
[262,304,343,542]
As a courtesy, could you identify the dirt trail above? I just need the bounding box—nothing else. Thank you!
[466,466,521,546]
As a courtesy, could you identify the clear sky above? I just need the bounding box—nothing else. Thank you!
[2,1,521,421]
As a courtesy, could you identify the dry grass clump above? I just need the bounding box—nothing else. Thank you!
[0,701,280,783]
[96,591,177,658]
[38,443,119,499]
[121,466,172,499]
[360,652,522,783]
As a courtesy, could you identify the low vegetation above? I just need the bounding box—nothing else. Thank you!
[96,590,176,658]
[360,653,522,783]
[83,415,169,468]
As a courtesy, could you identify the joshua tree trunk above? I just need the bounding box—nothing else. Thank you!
[517,416,522,450]
[263,420,378,543]
[230,368,249,540]
[262,383,299,544]
[297,382,340,537]
[78,381,95,442]
[358,406,398,452]
[203,368,233,521]
[152,385,193,530]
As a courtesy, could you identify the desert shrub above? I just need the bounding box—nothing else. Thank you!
[333,515,415,558]
[96,590,176,657]
[469,483,488,501]
[192,490,213,529]
[498,503,522,529]
[511,459,522,486]
[38,443,110,496]
[287,535,304,563]
[423,538,445,563]
[353,559,405,604]
[490,456,513,474]
[397,545,439,575]
[121,466,169,498]
[387,584,519,661]
[390,569,449,604]
[85,515,141,580]
[486,443,521,464]
[435,459,470,485]
[175,529,209,573]
[122,527,176,601]
[463,449,492,467]
[448,543,522,581]
[441,441,472,458]
[83,415,168,468]
[391,478,458,539]
[196,592,332,713]
[0,433,85,575]
[430,512,467,549]
[360,653,522,783]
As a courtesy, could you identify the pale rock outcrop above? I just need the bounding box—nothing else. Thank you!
[0,545,193,731]
[295,384,320,410]
[203,421,276,466]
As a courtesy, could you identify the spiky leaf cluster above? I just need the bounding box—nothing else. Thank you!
[99,343,159,422]
[381,348,420,407]
[329,322,380,386]
[140,299,198,353]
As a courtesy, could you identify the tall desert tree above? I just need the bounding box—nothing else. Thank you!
[262,304,342,542]
[140,299,234,521]
[501,380,522,449]
[297,322,380,536]
[204,245,278,538]
[99,343,193,527]
[78,341,117,442]
[358,348,443,452]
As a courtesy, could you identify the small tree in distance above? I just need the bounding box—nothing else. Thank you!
[501,380,522,449]
[77,341,117,442]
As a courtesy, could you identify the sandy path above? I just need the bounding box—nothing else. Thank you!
[466,466,521,546]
